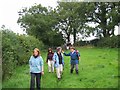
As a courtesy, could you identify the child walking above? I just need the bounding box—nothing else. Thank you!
[46,48,54,73]
[29,48,44,90]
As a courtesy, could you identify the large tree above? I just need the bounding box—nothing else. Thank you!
[77,2,120,37]
[17,4,64,46]
[55,2,84,43]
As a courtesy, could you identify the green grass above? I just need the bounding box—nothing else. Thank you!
[2,47,118,88]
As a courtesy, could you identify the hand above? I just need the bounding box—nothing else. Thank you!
[62,50,64,53]
[76,50,79,53]
[41,71,44,75]
[54,60,56,64]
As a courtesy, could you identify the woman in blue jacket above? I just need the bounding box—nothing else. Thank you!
[63,46,80,74]
[29,48,44,90]
[53,47,64,80]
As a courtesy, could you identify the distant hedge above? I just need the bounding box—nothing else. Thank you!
[97,36,120,48]
[74,35,119,48]
[2,30,44,80]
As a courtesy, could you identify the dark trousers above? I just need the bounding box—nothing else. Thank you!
[71,64,78,74]
[30,72,41,90]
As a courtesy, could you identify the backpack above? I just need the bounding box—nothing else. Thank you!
[75,50,80,60]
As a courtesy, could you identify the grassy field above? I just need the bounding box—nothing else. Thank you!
[2,47,118,88]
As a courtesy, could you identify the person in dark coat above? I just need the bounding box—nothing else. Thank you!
[46,48,54,73]
[63,46,80,74]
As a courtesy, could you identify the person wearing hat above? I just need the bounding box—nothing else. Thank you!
[53,47,64,80]
[63,46,80,74]
[46,48,54,73]
[29,48,44,90]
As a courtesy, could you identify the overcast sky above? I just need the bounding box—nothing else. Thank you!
[0,0,119,36]
[0,0,58,34]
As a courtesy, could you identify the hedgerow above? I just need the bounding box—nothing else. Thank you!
[2,29,44,80]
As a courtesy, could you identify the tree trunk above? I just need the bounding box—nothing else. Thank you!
[73,29,76,44]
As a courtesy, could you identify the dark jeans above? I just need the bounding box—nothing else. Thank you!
[30,72,41,90]
[71,64,79,74]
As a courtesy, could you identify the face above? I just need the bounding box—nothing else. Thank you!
[70,48,74,52]
[33,50,39,56]
[49,50,52,53]
[58,48,62,53]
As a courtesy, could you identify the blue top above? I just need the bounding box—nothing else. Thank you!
[53,52,64,68]
[64,50,80,64]
[29,56,44,73]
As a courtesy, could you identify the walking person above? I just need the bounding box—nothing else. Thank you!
[29,48,44,90]
[63,46,80,74]
[53,47,64,80]
[46,48,54,73]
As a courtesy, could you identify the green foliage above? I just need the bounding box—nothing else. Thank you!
[56,2,83,43]
[97,36,119,48]
[74,35,119,48]
[2,29,44,80]
[17,4,64,46]
[17,2,119,45]
[74,41,88,46]
[77,2,120,37]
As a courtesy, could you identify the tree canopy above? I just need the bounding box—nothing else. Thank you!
[18,2,120,45]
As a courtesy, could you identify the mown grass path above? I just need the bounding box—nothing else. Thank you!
[3,47,118,88]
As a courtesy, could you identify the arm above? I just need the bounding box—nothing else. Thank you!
[63,52,71,56]
[40,57,44,75]
[29,56,32,70]
[53,53,56,63]
[41,57,44,71]
[46,54,49,63]
[78,52,80,60]
[61,53,64,65]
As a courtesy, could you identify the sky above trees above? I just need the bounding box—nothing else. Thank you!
[0,0,58,34]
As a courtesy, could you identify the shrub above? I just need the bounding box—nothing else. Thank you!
[97,36,119,48]
[2,29,44,80]
[75,36,119,48]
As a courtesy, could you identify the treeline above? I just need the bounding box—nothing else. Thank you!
[75,36,120,48]
[18,2,120,45]
[2,29,44,80]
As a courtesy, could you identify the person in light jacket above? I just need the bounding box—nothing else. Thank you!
[53,47,64,80]
[29,48,44,90]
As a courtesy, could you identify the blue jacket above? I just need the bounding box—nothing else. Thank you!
[53,52,64,68]
[64,50,80,64]
[29,56,43,73]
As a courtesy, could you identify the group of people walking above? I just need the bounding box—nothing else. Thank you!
[29,46,80,90]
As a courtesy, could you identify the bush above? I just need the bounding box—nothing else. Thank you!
[74,41,88,46]
[2,29,44,80]
[97,36,119,48]
[74,36,119,48]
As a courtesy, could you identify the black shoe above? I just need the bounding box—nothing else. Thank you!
[70,69,73,74]
[58,78,61,80]
[76,70,79,74]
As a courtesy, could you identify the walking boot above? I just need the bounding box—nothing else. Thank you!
[76,70,79,75]
[70,69,73,74]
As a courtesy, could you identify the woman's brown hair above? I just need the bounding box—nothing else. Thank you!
[48,48,53,53]
[70,46,75,50]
